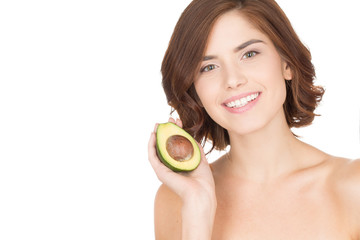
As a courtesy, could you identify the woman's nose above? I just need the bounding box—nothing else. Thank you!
[223,64,247,89]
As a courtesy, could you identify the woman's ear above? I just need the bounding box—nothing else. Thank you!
[282,61,293,80]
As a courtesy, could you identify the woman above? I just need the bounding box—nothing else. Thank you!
[148,0,360,239]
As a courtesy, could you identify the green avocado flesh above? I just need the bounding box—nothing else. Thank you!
[156,122,201,172]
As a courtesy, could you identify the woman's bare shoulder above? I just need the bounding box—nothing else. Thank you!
[154,184,182,240]
[328,156,360,196]
[328,156,360,236]
[329,156,360,187]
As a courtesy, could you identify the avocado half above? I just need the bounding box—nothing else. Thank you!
[156,122,201,172]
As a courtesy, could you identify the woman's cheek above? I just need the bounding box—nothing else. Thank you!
[195,77,219,105]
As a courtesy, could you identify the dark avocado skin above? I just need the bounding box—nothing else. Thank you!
[156,123,200,172]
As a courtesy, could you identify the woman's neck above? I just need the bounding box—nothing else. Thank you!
[226,111,320,183]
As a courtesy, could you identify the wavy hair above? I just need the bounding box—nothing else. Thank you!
[161,0,325,152]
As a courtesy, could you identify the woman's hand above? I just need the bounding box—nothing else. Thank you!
[148,117,217,239]
[148,117,215,202]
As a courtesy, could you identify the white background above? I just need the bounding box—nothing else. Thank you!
[0,0,359,239]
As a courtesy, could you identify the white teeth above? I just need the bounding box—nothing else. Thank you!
[225,92,259,108]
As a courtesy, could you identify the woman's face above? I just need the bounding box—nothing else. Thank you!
[194,10,292,136]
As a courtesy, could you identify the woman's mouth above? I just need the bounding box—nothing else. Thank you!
[222,92,261,113]
[224,92,260,108]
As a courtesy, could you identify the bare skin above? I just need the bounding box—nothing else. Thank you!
[211,154,360,239]
[150,10,360,239]
[149,119,216,240]
[155,153,360,239]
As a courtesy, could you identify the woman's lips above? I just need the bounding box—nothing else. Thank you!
[222,92,262,114]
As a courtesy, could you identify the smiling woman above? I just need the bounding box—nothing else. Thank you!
[161,0,325,152]
[148,0,360,239]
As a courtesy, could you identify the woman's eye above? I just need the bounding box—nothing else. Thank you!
[243,51,258,59]
[201,64,217,73]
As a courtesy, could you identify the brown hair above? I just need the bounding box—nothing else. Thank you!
[161,0,325,152]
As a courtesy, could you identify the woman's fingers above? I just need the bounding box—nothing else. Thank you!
[168,117,176,124]
[148,131,161,170]
[176,118,183,128]
[153,123,159,133]
[168,117,183,128]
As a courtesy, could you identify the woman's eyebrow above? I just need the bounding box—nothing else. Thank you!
[202,39,264,61]
[234,39,264,52]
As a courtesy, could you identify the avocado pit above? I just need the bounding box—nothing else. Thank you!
[166,135,194,162]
